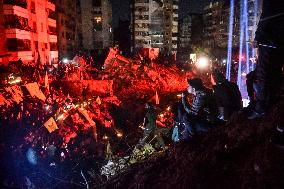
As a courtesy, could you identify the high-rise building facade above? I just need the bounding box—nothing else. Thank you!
[81,0,113,51]
[163,0,178,53]
[132,0,179,54]
[56,0,83,59]
[179,16,192,51]
[203,0,261,50]
[178,13,203,61]
[247,0,262,46]
[203,1,240,49]
[0,0,58,66]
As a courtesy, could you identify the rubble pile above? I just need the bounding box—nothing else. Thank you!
[103,50,190,101]
[0,50,190,188]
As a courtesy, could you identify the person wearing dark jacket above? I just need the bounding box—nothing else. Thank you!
[248,0,284,119]
[181,78,218,137]
[211,70,242,121]
[139,103,165,148]
[246,69,259,109]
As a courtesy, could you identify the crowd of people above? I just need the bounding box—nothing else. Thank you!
[138,69,243,146]
[140,0,284,146]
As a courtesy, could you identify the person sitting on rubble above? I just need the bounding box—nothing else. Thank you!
[138,102,165,149]
[181,78,218,138]
[211,70,242,121]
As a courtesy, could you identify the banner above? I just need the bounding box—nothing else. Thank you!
[44,117,58,133]
[78,108,96,127]
[25,82,46,101]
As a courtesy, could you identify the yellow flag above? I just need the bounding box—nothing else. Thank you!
[96,96,102,105]
[44,117,58,133]
[155,91,159,105]
[78,108,96,127]
[25,82,46,101]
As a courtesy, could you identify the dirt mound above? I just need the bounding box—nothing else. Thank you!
[99,99,284,189]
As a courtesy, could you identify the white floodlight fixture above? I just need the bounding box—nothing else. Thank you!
[196,57,209,69]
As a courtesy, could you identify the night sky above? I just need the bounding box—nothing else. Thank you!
[110,0,212,27]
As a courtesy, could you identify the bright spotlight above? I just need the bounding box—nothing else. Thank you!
[196,57,209,69]
[222,59,226,63]
[62,58,68,63]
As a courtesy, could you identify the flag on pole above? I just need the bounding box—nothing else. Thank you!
[155,91,159,105]
[96,96,102,105]
[44,117,58,133]
[78,108,97,140]
[44,71,49,91]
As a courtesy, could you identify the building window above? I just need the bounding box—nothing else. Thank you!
[31,1,35,13]
[94,16,102,31]
[94,16,102,23]
[33,22,37,32]
[50,42,57,51]
[92,0,101,7]
[48,10,56,20]
[7,38,31,51]
[48,26,56,34]
[35,41,38,51]
[4,15,29,31]
[3,0,27,9]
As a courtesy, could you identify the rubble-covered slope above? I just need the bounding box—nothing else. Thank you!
[99,93,284,189]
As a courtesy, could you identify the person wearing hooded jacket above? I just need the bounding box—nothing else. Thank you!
[181,78,218,138]
[248,0,284,119]
[211,70,242,121]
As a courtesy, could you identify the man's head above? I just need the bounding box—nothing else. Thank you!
[187,78,204,94]
[211,69,225,85]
